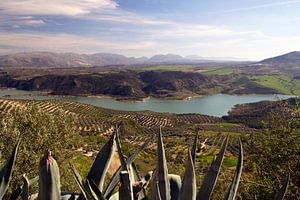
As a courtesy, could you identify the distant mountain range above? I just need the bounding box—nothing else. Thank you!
[1,51,300,68]
[0,52,243,68]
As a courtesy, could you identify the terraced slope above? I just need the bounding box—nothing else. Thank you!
[0,97,259,199]
[0,98,226,134]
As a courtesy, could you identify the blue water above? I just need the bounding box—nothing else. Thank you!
[0,89,292,117]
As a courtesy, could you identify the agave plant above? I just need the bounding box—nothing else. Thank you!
[151,128,289,200]
[0,139,20,199]
[5,127,291,200]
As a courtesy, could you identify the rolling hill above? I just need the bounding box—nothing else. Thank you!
[260,51,300,65]
[0,52,228,68]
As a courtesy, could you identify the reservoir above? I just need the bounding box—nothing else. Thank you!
[0,89,292,117]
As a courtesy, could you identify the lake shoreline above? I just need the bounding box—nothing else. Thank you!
[0,87,291,102]
[0,88,292,117]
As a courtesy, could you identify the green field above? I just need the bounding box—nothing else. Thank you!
[202,67,238,75]
[249,74,300,95]
[141,65,196,71]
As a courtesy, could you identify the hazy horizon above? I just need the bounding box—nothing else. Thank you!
[1,0,300,60]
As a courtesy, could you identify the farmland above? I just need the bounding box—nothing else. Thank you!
[0,97,298,199]
[202,67,238,75]
[249,74,300,95]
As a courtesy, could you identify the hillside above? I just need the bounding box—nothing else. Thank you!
[223,97,299,128]
[240,51,300,76]
[0,70,287,100]
[260,51,300,65]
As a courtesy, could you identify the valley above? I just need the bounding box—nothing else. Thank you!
[1,51,300,199]
[1,51,300,101]
[0,95,298,199]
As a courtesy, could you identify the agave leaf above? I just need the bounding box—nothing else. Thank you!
[9,176,39,200]
[108,192,119,200]
[115,129,128,171]
[168,174,182,200]
[274,174,290,200]
[21,174,29,200]
[70,163,95,200]
[129,162,141,183]
[155,182,162,200]
[9,187,22,200]
[0,139,21,199]
[119,171,134,200]
[191,130,199,164]
[197,136,229,200]
[179,151,196,200]
[87,132,116,191]
[88,179,106,200]
[224,139,243,200]
[60,192,81,200]
[130,162,147,200]
[127,134,154,167]
[38,150,61,200]
[151,128,170,200]
[141,170,154,187]
[104,136,153,198]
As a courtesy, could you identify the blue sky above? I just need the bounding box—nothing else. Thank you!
[1,0,300,60]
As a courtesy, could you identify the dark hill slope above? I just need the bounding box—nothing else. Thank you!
[139,71,210,94]
[0,70,288,99]
[0,71,147,99]
[0,71,214,99]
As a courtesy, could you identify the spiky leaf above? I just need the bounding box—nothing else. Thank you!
[88,179,106,200]
[274,174,290,200]
[71,163,98,200]
[151,128,170,200]
[38,150,61,200]
[21,174,29,200]
[10,176,39,200]
[179,151,196,200]
[119,171,134,200]
[130,162,147,200]
[224,139,243,200]
[104,136,153,198]
[87,132,116,191]
[197,136,228,200]
[155,182,162,200]
[0,139,20,199]
[60,192,80,200]
[115,129,128,171]
[191,130,199,164]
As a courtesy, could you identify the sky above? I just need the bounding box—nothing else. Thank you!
[1,0,300,60]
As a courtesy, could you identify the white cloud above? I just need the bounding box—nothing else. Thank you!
[0,0,118,16]
[0,31,159,56]
[208,0,300,14]
[0,16,46,28]
[0,0,171,26]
